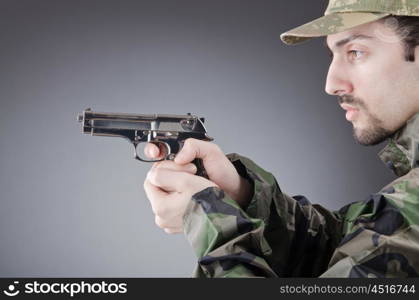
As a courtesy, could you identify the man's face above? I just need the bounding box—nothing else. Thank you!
[325,19,419,145]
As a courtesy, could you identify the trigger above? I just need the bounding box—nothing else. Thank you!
[167,153,176,160]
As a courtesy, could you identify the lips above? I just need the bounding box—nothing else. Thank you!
[340,104,360,121]
[340,103,358,111]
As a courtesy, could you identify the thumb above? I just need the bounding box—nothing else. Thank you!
[173,138,245,204]
[174,138,219,165]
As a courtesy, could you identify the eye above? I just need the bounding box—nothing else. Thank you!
[348,50,364,60]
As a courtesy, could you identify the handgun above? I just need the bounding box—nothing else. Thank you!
[77,108,213,177]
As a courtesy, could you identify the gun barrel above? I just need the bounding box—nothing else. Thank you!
[78,108,200,122]
[77,108,212,140]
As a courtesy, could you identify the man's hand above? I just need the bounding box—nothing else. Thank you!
[144,160,217,234]
[145,139,252,207]
[143,139,253,234]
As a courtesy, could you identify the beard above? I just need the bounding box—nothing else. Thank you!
[339,95,394,146]
[353,121,393,146]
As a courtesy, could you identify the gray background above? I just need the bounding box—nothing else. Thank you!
[0,0,396,277]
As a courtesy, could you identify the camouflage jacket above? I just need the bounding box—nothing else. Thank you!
[183,113,419,278]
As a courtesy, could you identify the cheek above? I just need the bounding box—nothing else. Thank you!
[352,58,406,114]
[352,60,419,131]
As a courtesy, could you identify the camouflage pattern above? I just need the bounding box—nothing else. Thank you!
[183,113,419,277]
[280,0,419,45]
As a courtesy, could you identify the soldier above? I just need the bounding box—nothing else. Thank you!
[143,0,419,277]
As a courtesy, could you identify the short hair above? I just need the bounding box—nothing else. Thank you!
[380,15,419,62]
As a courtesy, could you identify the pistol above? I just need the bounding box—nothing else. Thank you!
[77,108,213,177]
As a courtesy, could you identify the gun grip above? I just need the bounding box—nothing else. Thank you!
[192,158,208,179]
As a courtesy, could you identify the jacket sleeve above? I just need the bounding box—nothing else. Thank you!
[182,153,344,277]
[320,168,419,278]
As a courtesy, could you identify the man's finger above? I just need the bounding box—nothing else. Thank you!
[174,138,220,165]
[143,179,168,198]
[164,228,182,234]
[144,179,178,216]
[155,215,183,229]
[152,160,197,174]
[147,168,211,193]
[144,143,160,159]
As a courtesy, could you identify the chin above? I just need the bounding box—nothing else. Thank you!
[353,126,392,146]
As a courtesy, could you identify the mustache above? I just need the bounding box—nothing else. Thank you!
[338,95,364,108]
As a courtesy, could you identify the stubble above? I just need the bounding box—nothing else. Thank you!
[339,95,394,146]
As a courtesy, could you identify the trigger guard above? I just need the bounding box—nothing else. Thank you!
[133,141,171,162]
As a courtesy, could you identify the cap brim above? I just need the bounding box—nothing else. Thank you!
[280,12,390,45]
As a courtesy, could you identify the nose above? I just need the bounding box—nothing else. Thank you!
[325,59,353,96]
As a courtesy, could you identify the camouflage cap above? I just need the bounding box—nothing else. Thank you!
[280,0,419,45]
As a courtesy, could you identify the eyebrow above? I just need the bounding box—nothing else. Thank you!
[325,34,375,52]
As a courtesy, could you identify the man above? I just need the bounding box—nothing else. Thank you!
[143,0,419,277]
